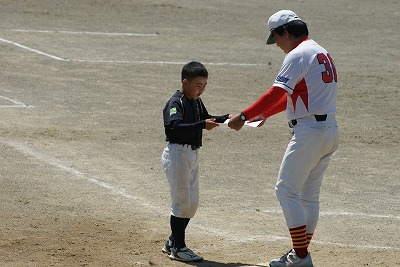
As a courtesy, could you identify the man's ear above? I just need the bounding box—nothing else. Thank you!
[283,30,289,38]
[182,79,189,87]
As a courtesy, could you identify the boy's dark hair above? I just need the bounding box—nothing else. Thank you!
[181,61,208,81]
[274,20,308,39]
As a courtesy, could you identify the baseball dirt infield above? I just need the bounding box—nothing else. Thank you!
[0,1,399,266]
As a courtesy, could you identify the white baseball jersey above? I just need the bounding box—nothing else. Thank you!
[272,39,337,120]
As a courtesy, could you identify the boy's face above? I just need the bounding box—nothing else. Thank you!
[182,76,208,100]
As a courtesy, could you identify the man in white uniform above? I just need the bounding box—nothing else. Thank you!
[229,10,338,267]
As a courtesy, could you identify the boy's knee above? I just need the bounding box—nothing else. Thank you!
[171,203,198,218]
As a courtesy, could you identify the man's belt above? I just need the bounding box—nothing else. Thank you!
[289,114,327,128]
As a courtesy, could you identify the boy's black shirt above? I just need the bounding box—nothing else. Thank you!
[163,90,228,148]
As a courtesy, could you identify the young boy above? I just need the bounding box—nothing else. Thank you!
[161,61,230,262]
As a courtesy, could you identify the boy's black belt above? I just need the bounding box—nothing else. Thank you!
[289,114,327,128]
[173,143,200,150]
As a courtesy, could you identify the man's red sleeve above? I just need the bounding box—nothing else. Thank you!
[264,93,287,118]
[242,86,287,120]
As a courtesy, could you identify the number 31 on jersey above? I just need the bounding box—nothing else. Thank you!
[317,53,337,83]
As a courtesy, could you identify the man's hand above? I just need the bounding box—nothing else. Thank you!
[228,114,245,131]
[205,118,219,130]
[248,114,267,127]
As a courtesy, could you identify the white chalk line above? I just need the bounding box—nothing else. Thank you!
[0,95,33,108]
[73,59,267,67]
[0,37,68,61]
[262,208,400,221]
[0,37,266,67]
[0,139,157,210]
[11,29,159,37]
[1,138,398,251]
[0,105,32,108]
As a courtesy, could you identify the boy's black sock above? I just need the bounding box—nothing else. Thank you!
[170,215,188,249]
[184,218,190,229]
[168,217,190,247]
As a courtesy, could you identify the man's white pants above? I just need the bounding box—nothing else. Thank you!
[162,143,200,218]
[276,114,338,233]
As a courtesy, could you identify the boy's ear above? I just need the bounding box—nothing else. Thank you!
[182,79,189,86]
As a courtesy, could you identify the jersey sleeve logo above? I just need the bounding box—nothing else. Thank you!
[169,107,177,116]
[276,75,290,84]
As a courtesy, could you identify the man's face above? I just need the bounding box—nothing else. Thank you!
[271,30,292,54]
[182,76,207,99]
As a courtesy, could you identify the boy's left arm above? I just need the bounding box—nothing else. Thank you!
[210,114,230,123]
[199,99,230,123]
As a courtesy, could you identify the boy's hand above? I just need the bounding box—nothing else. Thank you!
[205,118,219,130]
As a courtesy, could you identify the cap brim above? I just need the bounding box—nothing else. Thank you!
[266,33,275,45]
